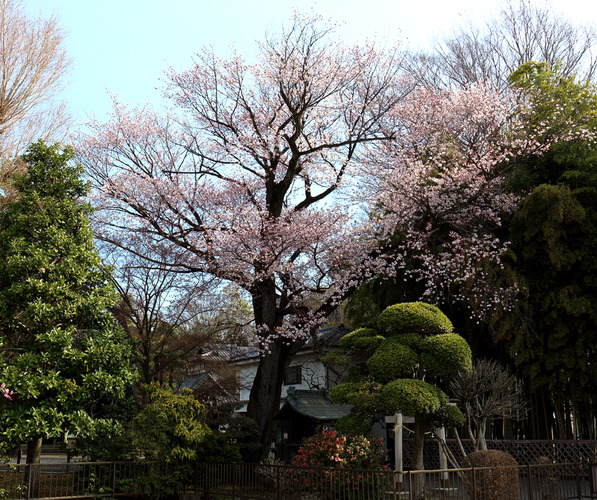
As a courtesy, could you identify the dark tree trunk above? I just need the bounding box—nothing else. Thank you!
[26,436,42,498]
[243,276,302,463]
[412,418,426,471]
[244,338,295,462]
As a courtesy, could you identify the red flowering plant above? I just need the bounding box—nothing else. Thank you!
[291,429,390,499]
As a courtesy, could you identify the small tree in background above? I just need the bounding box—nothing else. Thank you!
[329,302,471,471]
[450,359,528,452]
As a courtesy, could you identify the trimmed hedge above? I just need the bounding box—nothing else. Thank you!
[380,379,447,416]
[339,327,385,351]
[420,333,472,378]
[366,337,417,382]
[376,302,454,336]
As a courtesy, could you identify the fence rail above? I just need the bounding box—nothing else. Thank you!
[185,461,597,500]
[0,462,148,500]
[1,460,596,499]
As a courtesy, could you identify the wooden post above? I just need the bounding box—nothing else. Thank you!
[437,427,448,487]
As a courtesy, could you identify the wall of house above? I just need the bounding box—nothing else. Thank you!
[237,352,334,411]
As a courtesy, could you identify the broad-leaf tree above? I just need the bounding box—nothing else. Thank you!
[0,141,137,471]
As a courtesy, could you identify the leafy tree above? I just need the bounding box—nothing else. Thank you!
[127,383,210,462]
[329,303,471,471]
[488,63,597,434]
[0,141,137,472]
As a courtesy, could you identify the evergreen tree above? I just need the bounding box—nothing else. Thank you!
[329,302,471,470]
[0,141,137,468]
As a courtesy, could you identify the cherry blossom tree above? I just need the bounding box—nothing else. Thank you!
[78,13,413,461]
[76,14,588,461]
[362,80,593,321]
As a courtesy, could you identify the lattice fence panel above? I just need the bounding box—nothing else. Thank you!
[402,438,597,469]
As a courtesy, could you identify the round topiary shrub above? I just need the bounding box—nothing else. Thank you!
[330,380,383,413]
[321,349,350,367]
[376,302,454,336]
[380,378,446,416]
[339,328,384,351]
[366,337,417,382]
[419,333,472,378]
[462,450,521,500]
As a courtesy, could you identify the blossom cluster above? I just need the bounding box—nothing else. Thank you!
[1,383,13,400]
[75,14,592,342]
[291,429,388,470]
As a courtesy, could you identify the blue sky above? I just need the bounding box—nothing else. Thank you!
[22,0,597,125]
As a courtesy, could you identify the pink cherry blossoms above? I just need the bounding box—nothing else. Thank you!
[79,14,414,345]
[77,14,590,339]
[362,81,592,315]
[1,383,13,400]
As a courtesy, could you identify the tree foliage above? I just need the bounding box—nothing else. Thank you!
[330,302,470,470]
[0,141,137,463]
[127,383,210,462]
[77,13,582,458]
[490,63,597,413]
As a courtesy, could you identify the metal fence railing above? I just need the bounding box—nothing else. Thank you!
[0,462,148,499]
[1,460,596,499]
[185,461,597,500]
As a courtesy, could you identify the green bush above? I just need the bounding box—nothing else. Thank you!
[129,383,210,462]
[431,401,465,427]
[195,432,242,463]
[376,303,454,336]
[321,349,350,367]
[339,328,384,351]
[334,414,373,436]
[391,333,425,350]
[420,333,472,378]
[330,380,383,413]
[366,337,417,382]
[380,379,447,416]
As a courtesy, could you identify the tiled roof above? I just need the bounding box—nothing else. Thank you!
[274,387,351,422]
[178,371,214,390]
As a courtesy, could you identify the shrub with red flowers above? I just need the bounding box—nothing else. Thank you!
[291,430,390,499]
[292,429,388,470]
